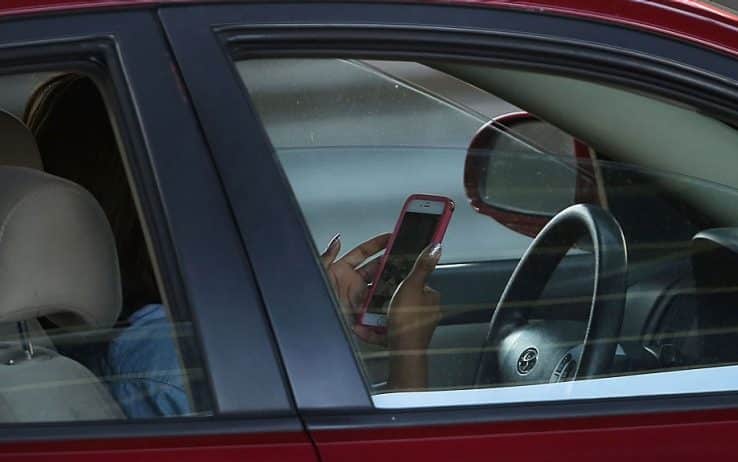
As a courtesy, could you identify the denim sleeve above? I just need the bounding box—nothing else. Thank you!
[104,304,191,418]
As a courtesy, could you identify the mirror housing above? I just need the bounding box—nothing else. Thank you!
[464,112,599,237]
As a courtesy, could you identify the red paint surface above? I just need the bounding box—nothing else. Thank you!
[460,0,738,57]
[0,0,737,59]
[0,431,318,461]
[314,409,738,461]
[573,138,599,206]
[0,0,733,459]
[464,117,551,237]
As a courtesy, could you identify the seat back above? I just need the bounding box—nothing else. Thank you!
[0,110,52,350]
[0,109,42,169]
[692,229,738,365]
[0,346,123,421]
[0,166,123,421]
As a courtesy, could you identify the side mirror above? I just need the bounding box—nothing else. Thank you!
[464,112,599,236]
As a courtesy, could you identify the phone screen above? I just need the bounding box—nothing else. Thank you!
[366,211,441,316]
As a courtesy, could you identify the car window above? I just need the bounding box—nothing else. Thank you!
[237,58,535,262]
[0,70,213,422]
[237,57,738,409]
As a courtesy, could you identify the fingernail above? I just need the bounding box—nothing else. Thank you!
[328,233,341,248]
[429,243,442,258]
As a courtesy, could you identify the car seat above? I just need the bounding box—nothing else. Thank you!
[0,166,123,421]
[0,110,52,350]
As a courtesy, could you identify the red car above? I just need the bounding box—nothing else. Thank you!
[1,0,738,460]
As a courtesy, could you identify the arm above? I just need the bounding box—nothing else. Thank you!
[386,243,442,390]
[320,236,442,389]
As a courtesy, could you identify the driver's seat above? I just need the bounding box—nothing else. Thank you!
[0,166,123,421]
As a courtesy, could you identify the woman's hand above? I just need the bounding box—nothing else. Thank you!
[320,233,443,365]
[320,233,390,321]
[388,243,442,351]
[386,243,443,389]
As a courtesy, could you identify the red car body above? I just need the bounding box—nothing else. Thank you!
[3,0,738,55]
[1,0,738,460]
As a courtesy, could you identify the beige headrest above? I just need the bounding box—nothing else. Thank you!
[0,111,42,169]
[0,167,121,328]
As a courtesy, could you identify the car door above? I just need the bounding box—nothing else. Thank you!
[161,1,738,460]
[0,6,315,461]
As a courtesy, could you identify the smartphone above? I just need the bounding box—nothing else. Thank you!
[359,194,455,329]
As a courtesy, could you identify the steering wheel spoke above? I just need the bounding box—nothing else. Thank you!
[475,204,627,386]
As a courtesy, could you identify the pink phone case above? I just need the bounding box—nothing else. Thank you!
[358,194,455,332]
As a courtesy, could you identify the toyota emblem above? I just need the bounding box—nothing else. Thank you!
[517,347,538,375]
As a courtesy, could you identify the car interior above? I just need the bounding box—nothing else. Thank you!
[0,55,737,420]
[0,71,200,421]
[240,58,738,397]
[420,63,738,392]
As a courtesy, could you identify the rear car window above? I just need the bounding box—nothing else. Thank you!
[0,71,212,422]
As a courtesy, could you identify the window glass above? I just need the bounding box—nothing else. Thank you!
[237,58,533,262]
[0,71,212,421]
[238,57,738,408]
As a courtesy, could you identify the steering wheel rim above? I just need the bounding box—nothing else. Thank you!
[475,204,627,385]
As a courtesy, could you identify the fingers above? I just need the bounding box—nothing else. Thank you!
[352,323,387,345]
[424,286,441,305]
[320,233,342,269]
[357,256,382,283]
[404,243,442,288]
[338,233,391,268]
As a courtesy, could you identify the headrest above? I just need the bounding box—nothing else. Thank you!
[690,228,738,363]
[692,228,738,288]
[0,111,42,169]
[0,167,120,328]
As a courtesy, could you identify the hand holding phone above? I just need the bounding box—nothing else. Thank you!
[359,194,454,330]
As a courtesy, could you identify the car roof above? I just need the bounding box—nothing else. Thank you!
[3,0,738,57]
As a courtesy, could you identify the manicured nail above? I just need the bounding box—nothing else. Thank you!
[328,233,341,249]
[429,243,442,258]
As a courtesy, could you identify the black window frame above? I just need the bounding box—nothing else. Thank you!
[159,1,738,430]
[0,7,297,442]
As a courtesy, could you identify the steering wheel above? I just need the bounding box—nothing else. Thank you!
[475,204,627,386]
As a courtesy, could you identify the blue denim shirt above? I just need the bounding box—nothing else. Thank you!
[103,304,190,418]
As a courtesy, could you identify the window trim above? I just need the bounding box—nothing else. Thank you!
[224,24,738,124]
[160,1,738,425]
[373,365,738,409]
[0,7,297,440]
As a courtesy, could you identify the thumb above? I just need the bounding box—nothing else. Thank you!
[405,243,442,288]
[320,233,341,268]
